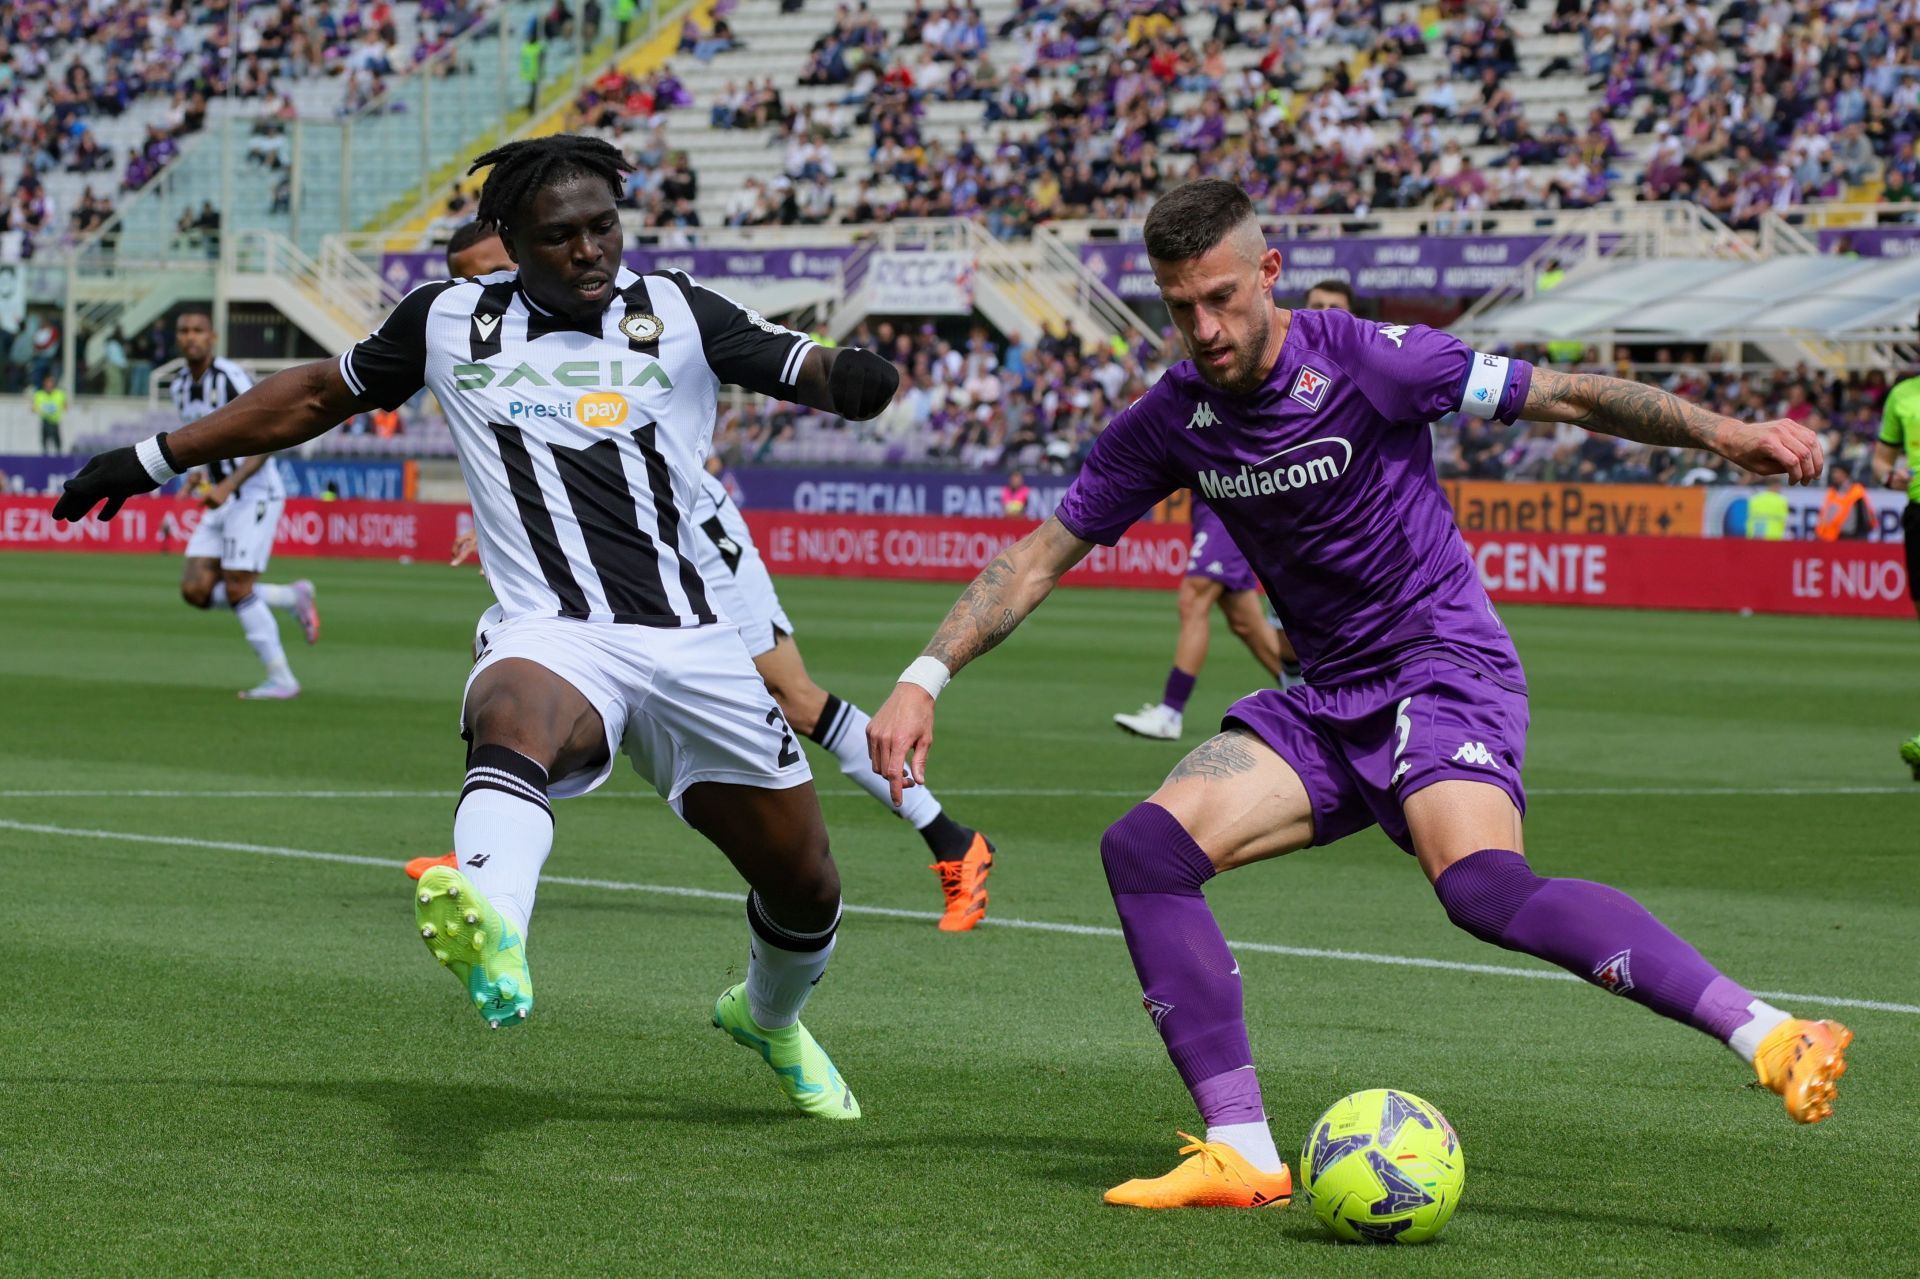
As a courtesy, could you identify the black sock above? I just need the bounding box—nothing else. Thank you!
[1281,658,1302,683]
[919,811,977,861]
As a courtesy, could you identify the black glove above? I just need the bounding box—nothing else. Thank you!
[827,347,900,421]
[52,443,165,523]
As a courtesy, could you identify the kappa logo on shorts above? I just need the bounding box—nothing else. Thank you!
[1593,949,1634,994]
[1450,741,1498,769]
[1289,365,1332,411]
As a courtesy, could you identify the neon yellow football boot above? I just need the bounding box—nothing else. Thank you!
[712,983,860,1119]
[414,866,533,1028]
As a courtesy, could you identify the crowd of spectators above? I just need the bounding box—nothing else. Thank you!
[1437,348,1899,484]
[0,1,491,257]
[713,317,1164,470]
[560,0,1918,238]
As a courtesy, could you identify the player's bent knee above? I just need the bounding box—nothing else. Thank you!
[1431,848,1543,945]
[1100,803,1217,897]
[180,583,213,609]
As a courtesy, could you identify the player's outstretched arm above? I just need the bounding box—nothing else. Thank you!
[1522,367,1824,484]
[791,346,899,421]
[54,360,368,522]
[867,516,1094,803]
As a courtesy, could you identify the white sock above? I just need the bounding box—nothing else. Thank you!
[453,746,555,938]
[1727,999,1793,1064]
[208,581,229,608]
[233,593,293,682]
[255,582,298,610]
[1207,1120,1285,1174]
[808,692,944,827]
[744,891,838,1030]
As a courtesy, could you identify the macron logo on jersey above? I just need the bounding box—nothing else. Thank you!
[1289,365,1332,411]
[1194,437,1353,502]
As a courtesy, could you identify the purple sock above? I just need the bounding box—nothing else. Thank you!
[1161,667,1197,714]
[1101,802,1264,1125]
[1434,849,1758,1042]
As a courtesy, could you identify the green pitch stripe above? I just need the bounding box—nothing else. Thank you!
[4,816,1917,1017]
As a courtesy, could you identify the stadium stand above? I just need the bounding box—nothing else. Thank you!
[11,0,1919,482]
[566,0,1917,233]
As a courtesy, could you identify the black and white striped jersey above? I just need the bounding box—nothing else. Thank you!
[171,358,283,498]
[338,265,818,628]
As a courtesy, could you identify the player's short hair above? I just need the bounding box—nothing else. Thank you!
[176,306,211,325]
[445,219,499,266]
[468,135,632,239]
[1307,279,1354,305]
[1142,179,1257,263]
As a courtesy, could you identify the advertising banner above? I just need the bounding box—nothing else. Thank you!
[380,247,855,296]
[1460,531,1909,618]
[744,514,1909,616]
[1078,236,1599,299]
[863,251,975,314]
[745,511,1190,589]
[0,456,414,501]
[1815,227,1920,258]
[7,501,1906,618]
[0,496,469,559]
[1443,481,1704,537]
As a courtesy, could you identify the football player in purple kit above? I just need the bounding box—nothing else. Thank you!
[1113,281,1354,741]
[868,179,1851,1209]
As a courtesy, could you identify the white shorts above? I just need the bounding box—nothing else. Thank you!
[185,493,284,574]
[695,490,793,659]
[462,615,812,811]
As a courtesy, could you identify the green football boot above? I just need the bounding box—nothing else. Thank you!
[712,983,860,1120]
[1901,734,1920,782]
[414,866,533,1028]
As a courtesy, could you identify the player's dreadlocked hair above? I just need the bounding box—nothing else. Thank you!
[467,135,631,239]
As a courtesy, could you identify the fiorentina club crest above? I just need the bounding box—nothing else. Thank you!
[1289,364,1331,411]
[1593,949,1635,994]
[1141,996,1174,1028]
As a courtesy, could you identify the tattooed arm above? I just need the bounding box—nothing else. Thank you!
[867,516,1094,802]
[923,516,1093,670]
[1522,366,1825,484]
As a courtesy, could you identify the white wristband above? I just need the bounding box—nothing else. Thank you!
[898,656,952,700]
[135,435,179,485]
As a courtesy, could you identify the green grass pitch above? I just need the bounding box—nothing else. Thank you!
[3,551,1915,1277]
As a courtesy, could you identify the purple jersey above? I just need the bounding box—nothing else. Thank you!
[1057,309,1533,688]
[1187,497,1259,593]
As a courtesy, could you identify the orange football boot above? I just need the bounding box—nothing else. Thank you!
[1754,1018,1853,1124]
[405,852,458,881]
[1104,1133,1293,1209]
[931,833,993,932]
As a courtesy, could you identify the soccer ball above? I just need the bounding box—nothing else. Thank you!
[1298,1089,1464,1244]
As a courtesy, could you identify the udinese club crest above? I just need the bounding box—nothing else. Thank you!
[619,311,664,344]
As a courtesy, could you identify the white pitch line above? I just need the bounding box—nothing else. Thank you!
[2,785,1915,800]
[3,816,1915,1018]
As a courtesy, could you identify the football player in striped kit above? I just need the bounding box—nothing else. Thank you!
[171,309,319,699]
[56,136,906,1121]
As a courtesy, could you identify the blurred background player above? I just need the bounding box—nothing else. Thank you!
[438,461,998,930]
[171,308,318,699]
[1871,331,1920,777]
[444,220,512,278]
[1112,281,1352,740]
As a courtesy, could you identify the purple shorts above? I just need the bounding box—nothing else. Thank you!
[1187,502,1259,594]
[1224,656,1529,854]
